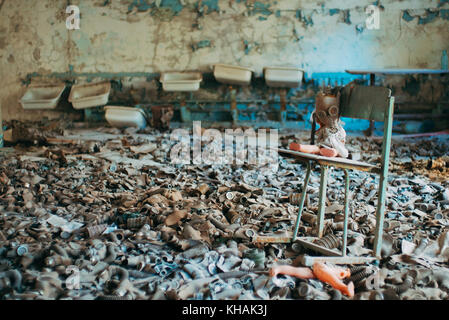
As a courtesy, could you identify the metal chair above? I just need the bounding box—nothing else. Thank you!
[278,84,395,265]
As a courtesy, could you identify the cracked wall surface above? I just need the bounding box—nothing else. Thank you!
[0,0,449,121]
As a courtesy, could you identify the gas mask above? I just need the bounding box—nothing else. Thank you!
[314,88,349,158]
[315,90,341,128]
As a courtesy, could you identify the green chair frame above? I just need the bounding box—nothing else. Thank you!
[279,85,395,263]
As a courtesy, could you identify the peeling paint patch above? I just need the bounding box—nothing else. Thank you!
[241,1,272,18]
[328,8,350,24]
[196,0,220,14]
[329,9,340,16]
[402,10,415,22]
[342,9,351,25]
[418,10,439,24]
[438,0,449,7]
[191,39,212,51]
[292,28,303,42]
[402,9,444,24]
[296,9,314,27]
[243,40,251,55]
[372,1,384,10]
[128,0,184,16]
[253,2,272,16]
[128,0,153,12]
[159,0,184,15]
[33,48,41,61]
[243,40,260,55]
[355,23,364,34]
[440,9,449,20]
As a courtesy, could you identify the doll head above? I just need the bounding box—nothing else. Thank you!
[315,87,341,127]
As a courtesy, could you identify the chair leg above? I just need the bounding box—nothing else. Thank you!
[342,170,350,256]
[311,113,316,145]
[373,174,388,257]
[317,165,329,238]
[292,161,312,242]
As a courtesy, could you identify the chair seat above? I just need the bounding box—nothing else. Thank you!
[277,148,378,172]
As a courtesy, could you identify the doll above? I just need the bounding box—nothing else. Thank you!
[290,87,349,158]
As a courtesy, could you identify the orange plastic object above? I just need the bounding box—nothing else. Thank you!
[269,265,315,279]
[289,142,301,152]
[319,147,338,158]
[312,262,354,297]
[289,142,321,154]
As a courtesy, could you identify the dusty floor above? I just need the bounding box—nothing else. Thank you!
[0,122,448,300]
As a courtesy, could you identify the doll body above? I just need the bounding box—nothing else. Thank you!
[290,88,349,158]
[315,117,348,158]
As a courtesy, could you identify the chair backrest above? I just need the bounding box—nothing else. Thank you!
[339,85,392,122]
[339,85,396,259]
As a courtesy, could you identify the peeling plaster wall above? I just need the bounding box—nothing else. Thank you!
[1,0,449,122]
[0,0,70,121]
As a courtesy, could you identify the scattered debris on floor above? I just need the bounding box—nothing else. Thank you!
[0,122,448,300]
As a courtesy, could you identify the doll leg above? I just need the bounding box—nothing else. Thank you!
[289,142,321,154]
[319,147,338,158]
[270,265,315,279]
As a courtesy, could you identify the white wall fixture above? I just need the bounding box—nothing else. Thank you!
[213,64,254,86]
[264,67,304,88]
[20,84,66,110]
[69,82,111,109]
[160,72,202,92]
[104,106,147,129]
